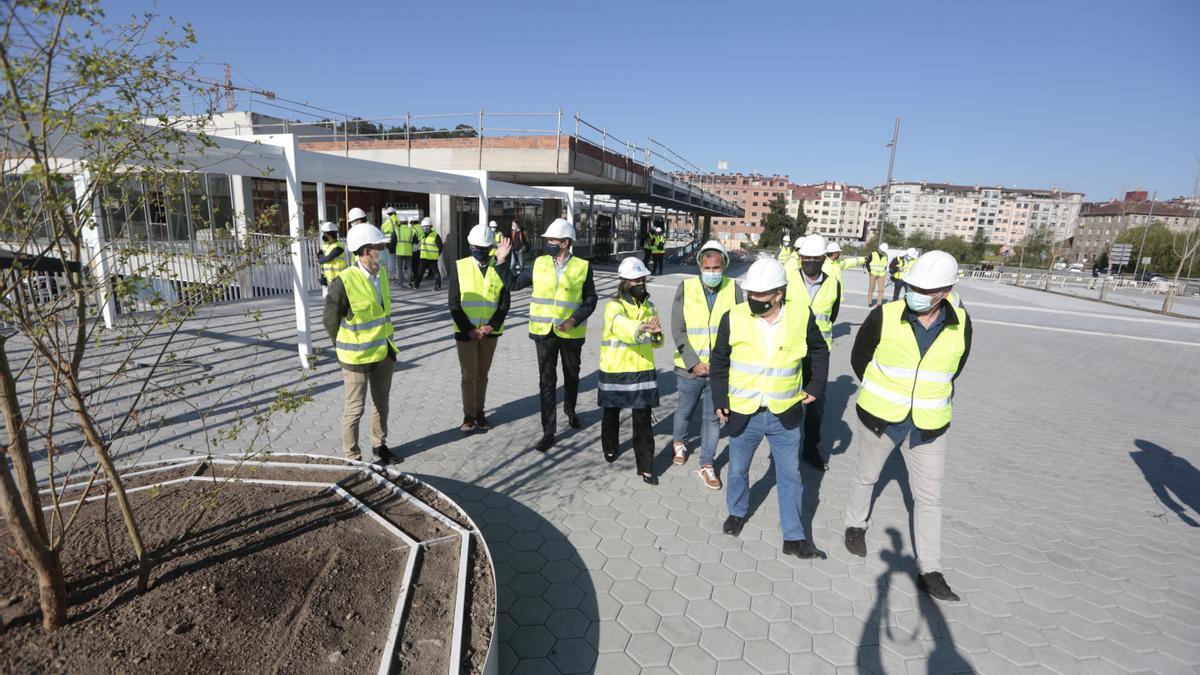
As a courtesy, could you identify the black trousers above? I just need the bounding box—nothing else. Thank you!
[603,407,654,474]
[652,253,665,275]
[892,279,906,301]
[802,395,823,457]
[643,249,653,265]
[534,334,583,436]
[414,258,441,288]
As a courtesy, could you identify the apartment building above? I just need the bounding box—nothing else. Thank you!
[680,173,791,247]
[787,182,870,242]
[1070,192,1200,264]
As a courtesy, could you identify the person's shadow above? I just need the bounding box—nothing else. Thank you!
[1130,440,1200,527]
[857,528,973,674]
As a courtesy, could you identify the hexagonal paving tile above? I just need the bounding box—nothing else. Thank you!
[616,603,663,634]
[627,633,673,667]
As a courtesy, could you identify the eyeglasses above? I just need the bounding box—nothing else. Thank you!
[367,244,387,251]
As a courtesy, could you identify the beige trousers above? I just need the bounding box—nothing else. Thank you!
[340,357,394,457]
[867,274,887,306]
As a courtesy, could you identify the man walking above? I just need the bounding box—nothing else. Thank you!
[323,222,397,464]
[867,243,889,308]
[890,247,917,301]
[496,218,598,453]
[395,215,418,287]
[710,259,829,559]
[414,217,444,291]
[380,207,401,281]
[671,240,742,489]
[843,250,972,602]
[786,234,841,471]
[650,224,666,275]
[449,224,510,433]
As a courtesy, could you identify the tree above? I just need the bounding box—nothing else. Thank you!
[865,221,903,253]
[794,199,809,238]
[757,195,795,249]
[970,227,989,263]
[1,1,312,631]
[1012,226,1052,268]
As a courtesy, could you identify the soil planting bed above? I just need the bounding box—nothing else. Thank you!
[2,457,496,674]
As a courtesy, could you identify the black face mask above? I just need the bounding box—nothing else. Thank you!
[801,260,824,277]
[544,242,562,257]
[747,296,776,315]
[471,247,490,264]
[628,284,649,302]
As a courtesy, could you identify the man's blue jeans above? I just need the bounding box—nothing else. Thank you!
[673,373,719,466]
[727,409,806,541]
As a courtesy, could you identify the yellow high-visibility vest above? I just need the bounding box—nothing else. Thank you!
[419,231,440,260]
[726,302,810,415]
[674,277,737,369]
[786,266,839,349]
[455,257,505,335]
[868,251,888,276]
[528,255,589,339]
[396,223,416,256]
[321,240,348,283]
[857,300,967,430]
[334,267,395,365]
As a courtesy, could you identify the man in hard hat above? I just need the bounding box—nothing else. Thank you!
[650,222,667,275]
[844,250,973,602]
[395,215,419,288]
[449,224,511,434]
[600,256,664,484]
[347,206,368,227]
[642,223,655,266]
[890,247,917,301]
[486,220,503,265]
[671,240,742,489]
[413,217,444,291]
[823,241,862,304]
[786,234,842,471]
[323,222,398,464]
[316,221,347,297]
[496,217,598,453]
[380,207,401,282]
[777,235,792,265]
[710,258,829,559]
[867,242,889,308]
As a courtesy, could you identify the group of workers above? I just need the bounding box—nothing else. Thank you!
[322,210,973,602]
[642,221,667,276]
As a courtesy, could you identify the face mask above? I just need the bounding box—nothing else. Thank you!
[544,242,562,257]
[747,296,775,316]
[801,260,824,277]
[905,290,937,313]
[628,283,649,302]
[471,247,490,264]
[700,271,723,288]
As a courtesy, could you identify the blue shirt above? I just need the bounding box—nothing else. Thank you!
[906,304,947,357]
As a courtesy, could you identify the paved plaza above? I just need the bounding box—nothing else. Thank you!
[43,262,1200,674]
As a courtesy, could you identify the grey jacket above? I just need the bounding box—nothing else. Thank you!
[671,277,744,379]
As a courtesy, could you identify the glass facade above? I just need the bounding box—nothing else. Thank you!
[99,173,235,243]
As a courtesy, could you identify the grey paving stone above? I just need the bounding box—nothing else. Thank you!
[627,633,674,668]
[667,645,718,675]
[743,639,791,674]
[685,599,730,629]
[699,626,745,662]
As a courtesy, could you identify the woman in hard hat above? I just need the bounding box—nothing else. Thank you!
[316,221,347,296]
[449,224,511,434]
[844,250,972,603]
[710,258,829,559]
[599,257,664,484]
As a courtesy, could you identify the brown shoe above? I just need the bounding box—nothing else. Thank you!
[672,440,687,465]
[698,465,721,490]
[460,417,477,433]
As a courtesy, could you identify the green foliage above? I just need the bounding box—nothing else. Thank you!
[794,199,809,238]
[1114,222,1200,275]
[757,195,795,249]
[865,221,903,252]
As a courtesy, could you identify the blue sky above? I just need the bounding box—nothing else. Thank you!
[113,0,1199,200]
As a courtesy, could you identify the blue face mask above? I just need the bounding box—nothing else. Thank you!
[905,290,936,313]
[700,272,723,288]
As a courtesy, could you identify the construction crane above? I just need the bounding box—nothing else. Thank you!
[191,64,276,113]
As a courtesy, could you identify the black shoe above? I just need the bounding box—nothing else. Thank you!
[535,434,555,453]
[566,413,581,429]
[641,474,658,486]
[372,444,394,464]
[802,450,829,471]
[604,450,618,463]
[722,515,746,537]
[474,413,491,431]
[917,572,960,602]
[844,527,867,557]
[782,539,827,560]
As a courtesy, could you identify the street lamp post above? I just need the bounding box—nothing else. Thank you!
[875,117,901,244]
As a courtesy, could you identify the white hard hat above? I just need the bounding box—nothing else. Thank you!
[796,234,827,257]
[906,247,918,258]
[542,217,576,240]
[467,224,494,247]
[346,223,388,254]
[347,207,367,223]
[488,220,498,229]
[695,240,729,266]
[826,242,842,253]
[407,216,415,223]
[319,221,339,235]
[384,207,396,215]
[618,256,651,280]
[904,251,959,289]
[741,258,789,293]
[879,242,889,252]
[420,216,432,228]
[782,235,791,244]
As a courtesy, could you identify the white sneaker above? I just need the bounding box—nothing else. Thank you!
[672,440,687,465]
[698,465,721,490]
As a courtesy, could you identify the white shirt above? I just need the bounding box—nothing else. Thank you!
[357,259,383,306]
